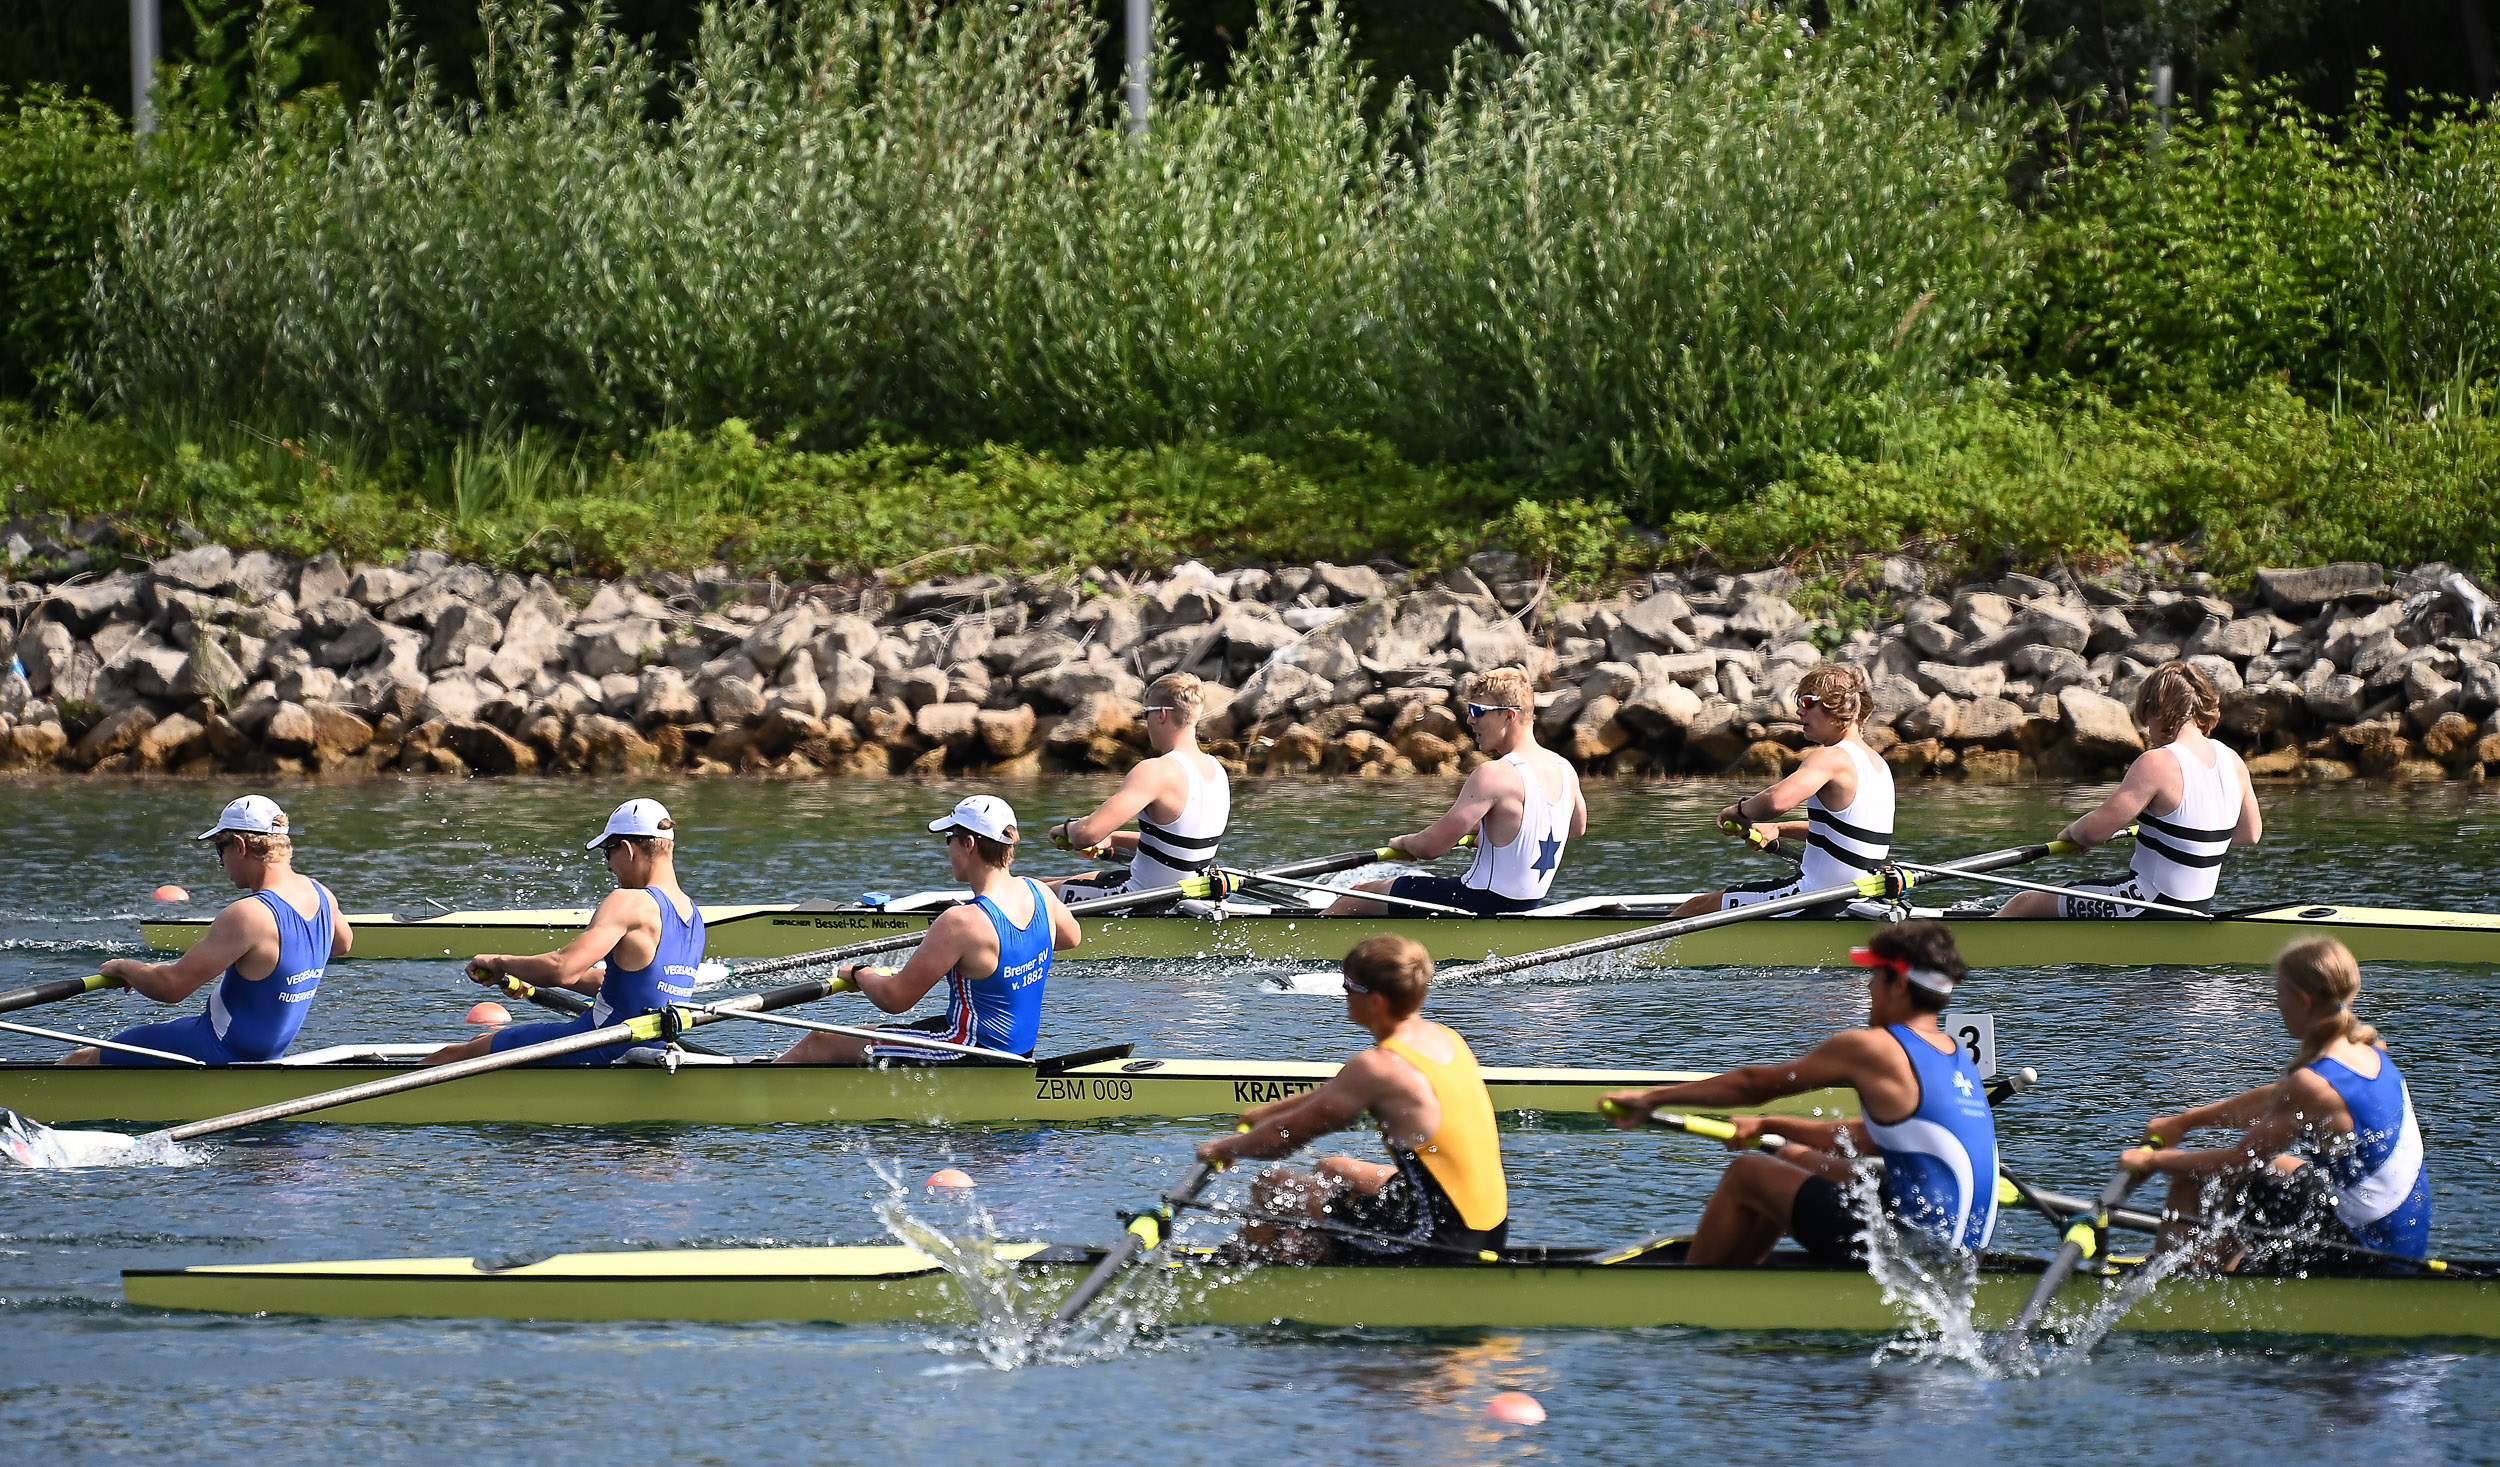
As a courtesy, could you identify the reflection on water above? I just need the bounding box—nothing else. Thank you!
[0,775,2496,1457]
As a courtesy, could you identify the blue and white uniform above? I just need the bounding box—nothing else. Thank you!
[489,890,705,1067]
[1864,1024,2000,1250]
[2306,1052,2433,1259]
[871,879,1054,1063]
[1389,750,1578,916]
[103,886,334,1067]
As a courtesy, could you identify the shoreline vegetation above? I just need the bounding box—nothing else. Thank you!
[2,0,2498,682]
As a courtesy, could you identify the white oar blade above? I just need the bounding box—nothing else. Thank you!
[1258,973,1347,997]
[1,1108,147,1169]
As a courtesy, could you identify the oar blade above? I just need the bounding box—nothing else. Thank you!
[2004,1163,2145,1355]
[1,1108,141,1169]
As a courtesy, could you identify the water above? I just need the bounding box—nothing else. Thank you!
[3,773,2498,1461]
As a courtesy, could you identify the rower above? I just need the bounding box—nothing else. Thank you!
[1996,659,2261,919]
[1325,665,1585,916]
[422,799,703,1067]
[1603,921,1996,1265]
[2118,937,2431,1266]
[1197,934,1508,1262]
[61,796,351,1067]
[1674,665,1892,919]
[773,795,1079,1064]
[1046,671,1230,903]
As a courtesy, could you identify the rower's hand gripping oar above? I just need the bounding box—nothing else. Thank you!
[1036,1156,1230,1346]
[480,973,735,1058]
[0,973,123,1018]
[1442,840,2087,983]
[1600,1068,2037,1136]
[2004,1141,2160,1354]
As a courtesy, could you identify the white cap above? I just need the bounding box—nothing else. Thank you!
[197,795,290,842]
[927,794,1019,844]
[585,798,677,850]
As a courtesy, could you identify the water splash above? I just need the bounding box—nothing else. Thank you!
[0,1109,200,1169]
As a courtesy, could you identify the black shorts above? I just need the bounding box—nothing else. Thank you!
[1721,872,1852,921]
[1388,875,1541,915]
[2214,1159,2361,1271]
[1790,1174,1870,1265]
[1322,1172,1509,1263]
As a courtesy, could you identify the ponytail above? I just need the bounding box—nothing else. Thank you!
[2277,937,2378,1073]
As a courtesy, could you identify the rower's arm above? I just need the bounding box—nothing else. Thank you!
[1202,1052,1391,1163]
[1058,761,1171,853]
[2057,750,2165,847]
[844,906,973,1013]
[1608,1035,1872,1118]
[101,901,270,1002]
[1391,765,1500,860]
[479,890,651,993]
[1041,882,1082,953]
[2232,760,2264,845]
[323,882,354,957]
[1730,752,1838,827]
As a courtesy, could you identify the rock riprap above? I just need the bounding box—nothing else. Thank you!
[0,547,2493,783]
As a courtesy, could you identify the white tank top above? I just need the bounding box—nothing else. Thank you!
[2129,737,2244,904]
[1464,751,1577,902]
[1799,740,1894,888]
[1128,750,1230,887]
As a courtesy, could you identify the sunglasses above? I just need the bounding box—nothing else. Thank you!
[209,834,244,856]
[1342,977,1375,996]
[599,837,636,856]
[1797,693,1824,710]
[1142,705,1176,716]
[1465,703,1520,722]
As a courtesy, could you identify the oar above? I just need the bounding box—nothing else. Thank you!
[486,973,732,1058]
[1438,840,2085,983]
[0,973,122,1017]
[676,1003,1030,1063]
[2004,1146,2158,1353]
[730,846,1395,983]
[1036,1157,1228,1345]
[2001,1174,2490,1278]
[1890,858,2207,919]
[1224,867,1478,916]
[1601,1069,2037,1134]
[0,1017,205,1067]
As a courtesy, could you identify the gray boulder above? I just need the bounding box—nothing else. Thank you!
[2258,563,2383,616]
[154,545,236,594]
[2059,686,2145,759]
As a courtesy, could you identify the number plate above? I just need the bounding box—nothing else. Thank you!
[1940,1010,1996,1078]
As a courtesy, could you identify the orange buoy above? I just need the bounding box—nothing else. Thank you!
[926,1168,976,1190]
[464,1001,511,1025]
[1485,1393,1546,1425]
[150,885,190,903]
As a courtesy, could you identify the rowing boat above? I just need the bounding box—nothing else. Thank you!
[140,896,2500,968]
[121,1239,2500,1338]
[0,1046,1853,1127]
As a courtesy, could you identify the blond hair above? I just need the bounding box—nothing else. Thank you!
[1344,934,1434,1017]
[238,832,292,863]
[1795,664,1870,726]
[2277,937,2379,1071]
[1146,671,1204,726]
[2135,660,2221,737]
[1468,666,1534,715]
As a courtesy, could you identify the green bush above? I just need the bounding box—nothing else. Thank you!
[0,86,134,402]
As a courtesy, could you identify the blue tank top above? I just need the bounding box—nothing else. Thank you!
[941,879,1053,1056]
[2307,1053,2433,1259]
[590,890,706,1024]
[1864,1024,1999,1250]
[207,886,332,1062]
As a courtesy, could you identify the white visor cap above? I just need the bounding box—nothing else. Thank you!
[198,794,290,841]
[928,794,1019,844]
[587,798,677,850]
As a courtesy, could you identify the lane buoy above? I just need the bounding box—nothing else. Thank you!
[150,885,189,903]
[1485,1393,1545,1425]
[926,1168,975,1190]
[464,1002,511,1025]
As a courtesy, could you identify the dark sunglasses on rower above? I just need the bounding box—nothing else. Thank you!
[1465,703,1519,722]
[1797,693,1824,711]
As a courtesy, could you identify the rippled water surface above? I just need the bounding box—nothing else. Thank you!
[4,773,2498,1463]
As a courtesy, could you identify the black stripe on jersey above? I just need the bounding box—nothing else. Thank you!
[2139,810,2234,844]
[1806,831,1885,871]
[1806,807,1894,848]
[2135,831,2228,868]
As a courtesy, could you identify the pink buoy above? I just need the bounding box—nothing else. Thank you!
[926,1168,976,1190]
[464,1001,511,1025]
[151,885,190,903]
[1485,1392,1545,1425]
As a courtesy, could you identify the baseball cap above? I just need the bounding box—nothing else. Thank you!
[197,795,290,842]
[585,798,677,850]
[927,794,1019,844]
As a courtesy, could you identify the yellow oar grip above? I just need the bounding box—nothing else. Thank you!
[1600,1098,1636,1120]
[1126,1213,1166,1249]
[2062,1220,2100,1259]
[1673,1114,1739,1142]
[84,974,119,993]
[1996,1176,2022,1205]
[2429,1260,2450,1273]
[2046,838,2080,856]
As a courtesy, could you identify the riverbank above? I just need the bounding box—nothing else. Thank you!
[1,546,2493,784]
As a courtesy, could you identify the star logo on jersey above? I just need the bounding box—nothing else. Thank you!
[1954,1071,1975,1097]
[1532,835,1562,874]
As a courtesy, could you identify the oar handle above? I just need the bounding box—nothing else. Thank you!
[0,973,122,1017]
[1043,1158,1227,1333]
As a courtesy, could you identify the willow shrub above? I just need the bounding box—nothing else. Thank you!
[91,0,2032,514]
